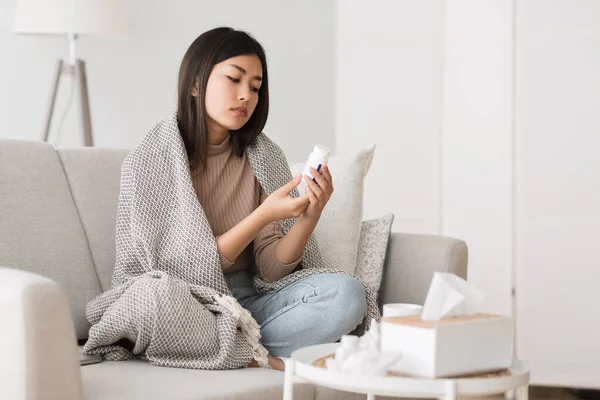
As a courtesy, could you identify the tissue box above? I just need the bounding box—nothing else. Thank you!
[381,313,513,378]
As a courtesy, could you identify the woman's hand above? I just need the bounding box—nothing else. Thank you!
[259,174,310,222]
[271,167,333,265]
[303,164,334,219]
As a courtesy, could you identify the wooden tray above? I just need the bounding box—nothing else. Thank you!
[312,353,511,378]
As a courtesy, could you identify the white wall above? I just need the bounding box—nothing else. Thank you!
[335,0,513,315]
[336,0,600,387]
[335,0,442,235]
[515,0,600,387]
[0,0,335,162]
[442,0,514,316]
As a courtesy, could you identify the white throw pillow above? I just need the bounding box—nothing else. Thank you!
[291,145,375,273]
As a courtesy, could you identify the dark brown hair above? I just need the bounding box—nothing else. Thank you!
[177,27,269,172]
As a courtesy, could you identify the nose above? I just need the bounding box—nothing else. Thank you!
[238,89,250,103]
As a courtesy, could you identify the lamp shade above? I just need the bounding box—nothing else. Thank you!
[12,0,128,36]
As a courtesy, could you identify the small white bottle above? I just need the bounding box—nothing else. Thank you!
[302,145,330,180]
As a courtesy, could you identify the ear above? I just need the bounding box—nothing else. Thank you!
[191,77,199,97]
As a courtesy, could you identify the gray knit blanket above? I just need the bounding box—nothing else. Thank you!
[82,114,380,370]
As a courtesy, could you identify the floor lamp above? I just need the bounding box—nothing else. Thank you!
[12,0,127,147]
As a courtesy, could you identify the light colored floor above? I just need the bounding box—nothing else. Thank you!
[464,386,581,399]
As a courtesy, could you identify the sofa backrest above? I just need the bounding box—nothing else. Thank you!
[57,147,129,291]
[0,139,128,340]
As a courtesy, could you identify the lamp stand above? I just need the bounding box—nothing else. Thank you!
[43,34,93,146]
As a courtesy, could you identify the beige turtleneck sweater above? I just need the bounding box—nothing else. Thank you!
[191,135,302,282]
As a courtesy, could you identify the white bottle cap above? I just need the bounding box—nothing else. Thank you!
[313,145,330,158]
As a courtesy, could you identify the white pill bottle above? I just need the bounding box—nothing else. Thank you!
[302,145,330,180]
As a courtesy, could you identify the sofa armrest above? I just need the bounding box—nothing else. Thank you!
[379,232,468,307]
[0,267,83,400]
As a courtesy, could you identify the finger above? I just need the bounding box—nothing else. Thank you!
[306,185,318,205]
[278,174,302,194]
[290,195,309,216]
[304,175,324,199]
[290,194,310,208]
[322,164,333,185]
[310,167,329,191]
[322,165,334,195]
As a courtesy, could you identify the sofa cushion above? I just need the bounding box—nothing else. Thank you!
[58,149,129,291]
[355,213,394,293]
[0,140,102,339]
[81,360,314,400]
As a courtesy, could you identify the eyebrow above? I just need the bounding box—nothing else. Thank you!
[228,64,262,81]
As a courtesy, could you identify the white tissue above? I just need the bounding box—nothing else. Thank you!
[326,319,402,376]
[420,272,486,321]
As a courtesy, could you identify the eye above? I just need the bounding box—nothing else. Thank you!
[227,76,240,83]
[251,87,260,93]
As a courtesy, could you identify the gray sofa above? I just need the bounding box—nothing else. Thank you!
[0,139,468,400]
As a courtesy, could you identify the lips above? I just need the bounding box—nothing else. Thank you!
[231,107,247,117]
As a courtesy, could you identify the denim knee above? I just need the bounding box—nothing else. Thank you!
[335,275,367,325]
[252,274,369,356]
[317,274,367,337]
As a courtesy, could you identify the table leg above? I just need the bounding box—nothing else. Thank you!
[505,390,516,399]
[440,380,456,400]
[517,385,529,400]
[283,359,295,400]
[367,394,376,400]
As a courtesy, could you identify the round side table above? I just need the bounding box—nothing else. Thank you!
[284,343,530,400]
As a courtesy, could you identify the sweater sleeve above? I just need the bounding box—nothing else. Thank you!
[215,236,235,270]
[253,187,303,282]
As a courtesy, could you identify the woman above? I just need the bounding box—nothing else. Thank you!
[179,27,367,368]
[84,27,370,372]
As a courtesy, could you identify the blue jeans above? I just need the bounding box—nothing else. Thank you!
[224,270,367,357]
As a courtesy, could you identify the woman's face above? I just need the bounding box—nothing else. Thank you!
[201,54,263,132]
